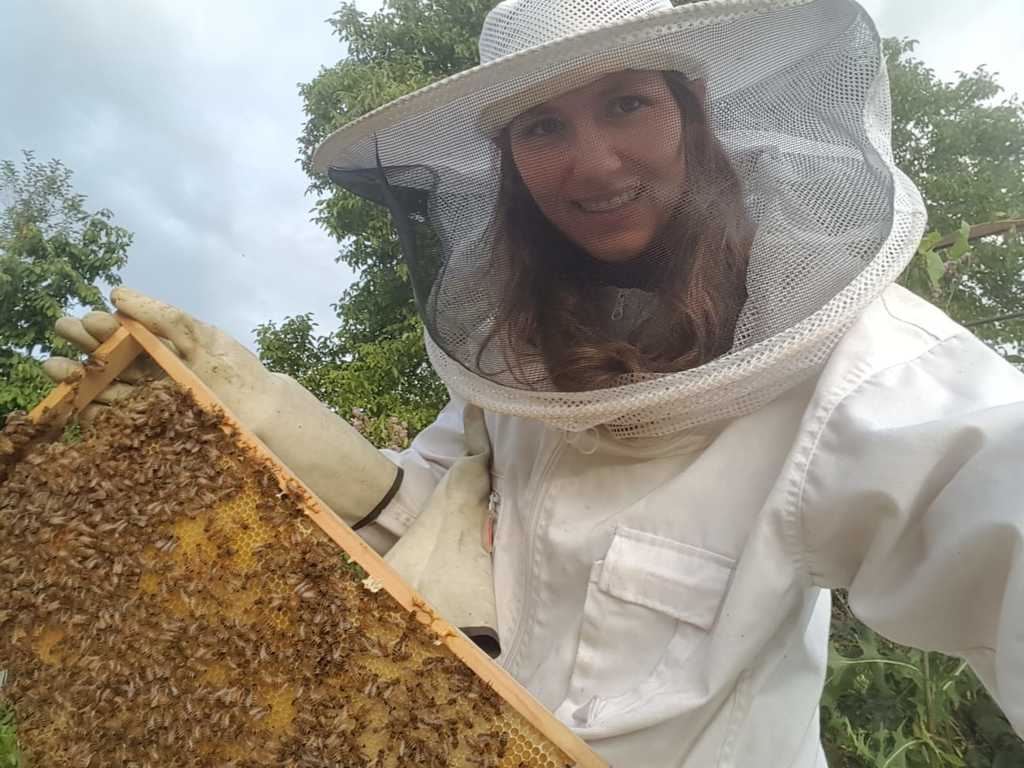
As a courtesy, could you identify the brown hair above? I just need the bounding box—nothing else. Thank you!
[485,71,753,391]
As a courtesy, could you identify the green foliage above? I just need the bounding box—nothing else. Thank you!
[824,594,1023,767]
[0,151,132,420]
[0,697,20,768]
[887,38,1024,360]
[298,0,492,196]
[259,1,493,441]
[0,351,53,419]
[901,222,973,301]
[255,309,447,444]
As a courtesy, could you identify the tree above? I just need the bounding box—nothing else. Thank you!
[889,38,1024,363]
[0,151,132,418]
[256,0,491,442]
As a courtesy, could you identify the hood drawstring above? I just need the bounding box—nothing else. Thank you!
[564,425,716,458]
[565,427,600,455]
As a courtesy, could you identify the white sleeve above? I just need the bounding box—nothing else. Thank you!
[361,394,468,542]
[799,332,1024,735]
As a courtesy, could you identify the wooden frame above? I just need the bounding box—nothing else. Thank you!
[28,314,607,768]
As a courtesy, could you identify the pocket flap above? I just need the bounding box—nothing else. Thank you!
[597,526,734,630]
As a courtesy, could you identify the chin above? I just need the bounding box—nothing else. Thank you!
[579,236,653,265]
[585,250,643,264]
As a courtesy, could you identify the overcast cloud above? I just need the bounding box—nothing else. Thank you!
[3,0,1021,350]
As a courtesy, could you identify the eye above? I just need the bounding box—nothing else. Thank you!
[516,115,564,139]
[608,95,650,116]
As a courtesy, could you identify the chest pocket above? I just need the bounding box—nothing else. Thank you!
[556,525,735,735]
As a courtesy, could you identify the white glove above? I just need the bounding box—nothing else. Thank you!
[42,288,402,529]
[384,404,500,656]
[43,310,167,423]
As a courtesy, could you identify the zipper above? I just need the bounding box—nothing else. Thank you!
[610,289,628,321]
[499,434,566,673]
[482,490,500,554]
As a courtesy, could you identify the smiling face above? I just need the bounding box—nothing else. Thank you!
[507,70,687,264]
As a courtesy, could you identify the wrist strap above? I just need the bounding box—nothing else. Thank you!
[352,466,404,531]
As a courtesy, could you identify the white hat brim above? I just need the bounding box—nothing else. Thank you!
[311,0,858,175]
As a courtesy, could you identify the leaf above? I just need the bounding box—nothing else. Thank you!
[879,726,926,768]
[945,222,973,262]
[925,249,947,287]
[917,230,943,253]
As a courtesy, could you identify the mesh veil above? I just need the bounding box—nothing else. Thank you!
[317,0,926,438]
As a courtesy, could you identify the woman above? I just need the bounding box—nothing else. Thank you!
[489,68,751,391]
[47,0,1024,765]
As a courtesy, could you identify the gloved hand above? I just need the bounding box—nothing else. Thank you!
[43,310,168,424]
[384,404,500,657]
[42,288,402,529]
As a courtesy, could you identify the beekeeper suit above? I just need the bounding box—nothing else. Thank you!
[48,0,1024,765]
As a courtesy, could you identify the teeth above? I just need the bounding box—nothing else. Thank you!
[577,189,638,213]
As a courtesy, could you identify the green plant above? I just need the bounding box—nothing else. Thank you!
[901,221,975,306]
[0,697,21,768]
[823,593,1024,767]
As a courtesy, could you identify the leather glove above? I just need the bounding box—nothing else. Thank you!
[42,288,402,529]
[384,404,500,657]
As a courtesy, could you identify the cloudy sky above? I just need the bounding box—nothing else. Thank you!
[3,0,1022,350]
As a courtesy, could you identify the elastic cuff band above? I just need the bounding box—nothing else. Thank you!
[352,466,404,531]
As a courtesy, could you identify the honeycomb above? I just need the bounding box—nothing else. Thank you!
[0,383,574,768]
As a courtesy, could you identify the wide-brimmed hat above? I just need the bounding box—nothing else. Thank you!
[312,0,860,175]
[310,0,927,439]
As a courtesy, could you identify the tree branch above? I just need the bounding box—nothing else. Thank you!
[932,218,1024,250]
[965,311,1024,328]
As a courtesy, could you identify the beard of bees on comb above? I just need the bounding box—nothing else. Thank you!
[0,381,572,767]
[0,411,53,484]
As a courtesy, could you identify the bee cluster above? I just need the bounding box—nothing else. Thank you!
[0,383,569,768]
[0,411,50,484]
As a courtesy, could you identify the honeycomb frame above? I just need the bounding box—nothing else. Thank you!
[1,315,606,768]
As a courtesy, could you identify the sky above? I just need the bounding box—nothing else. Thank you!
[3,0,1022,351]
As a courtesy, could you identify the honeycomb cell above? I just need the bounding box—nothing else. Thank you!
[258,683,296,735]
[33,627,64,666]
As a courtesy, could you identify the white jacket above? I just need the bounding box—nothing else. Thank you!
[375,285,1024,767]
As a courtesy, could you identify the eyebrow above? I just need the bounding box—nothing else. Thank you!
[512,75,655,122]
[515,104,556,120]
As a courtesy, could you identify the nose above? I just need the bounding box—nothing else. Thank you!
[565,120,623,182]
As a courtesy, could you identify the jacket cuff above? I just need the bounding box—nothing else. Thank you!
[351,466,404,531]
[359,476,422,538]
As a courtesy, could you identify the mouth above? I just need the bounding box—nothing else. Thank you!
[572,187,641,214]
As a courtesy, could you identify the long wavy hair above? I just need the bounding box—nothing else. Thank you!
[485,70,753,391]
